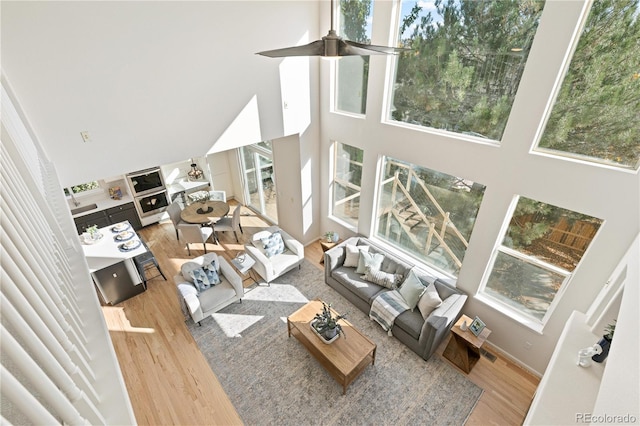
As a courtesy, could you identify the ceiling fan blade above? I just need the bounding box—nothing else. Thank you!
[344,40,411,55]
[256,40,325,58]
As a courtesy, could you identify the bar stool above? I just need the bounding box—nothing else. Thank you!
[134,239,167,287]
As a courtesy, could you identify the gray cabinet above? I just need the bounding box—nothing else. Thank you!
[74,202,142,234]
[106,203,142,230]
[74,211,110,234]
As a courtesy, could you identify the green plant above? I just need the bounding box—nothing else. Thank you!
[86,225,99,236]
[312,302,347,339]
[604,320,616,341]
[324,231,335,242]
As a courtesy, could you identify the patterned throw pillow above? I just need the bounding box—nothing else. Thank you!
[261,231,285,258]
[362,266,403,289]
[203,262,221,285]
[189,268,212,293]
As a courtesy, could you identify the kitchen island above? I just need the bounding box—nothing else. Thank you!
[81,222,148,304]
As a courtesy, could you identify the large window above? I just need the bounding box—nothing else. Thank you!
[375,157,485,276]
[535,0,640,169]
[389,0,545,141]
[335,0,374,114]
[331,142,363,227]
[480,197,602,325]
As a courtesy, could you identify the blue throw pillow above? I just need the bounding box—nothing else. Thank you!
[203,262,221,285]
[189,268,211,293]
[261,231,285,258]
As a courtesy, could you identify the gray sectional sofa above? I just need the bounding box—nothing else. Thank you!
[324,236,467,361]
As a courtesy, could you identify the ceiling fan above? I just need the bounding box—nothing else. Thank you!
[256,0,409,58]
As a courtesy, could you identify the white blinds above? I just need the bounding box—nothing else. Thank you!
[1,82,135,425]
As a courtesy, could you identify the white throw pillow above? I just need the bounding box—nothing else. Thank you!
[356,251,384,274]
[252,230,272,248]
[417,284,443,319]
[398,269,426,311]
[344,244,369,268]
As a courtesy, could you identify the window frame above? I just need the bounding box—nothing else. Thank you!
[329,141,363,230]
[371,155,485,278]
[476,195,601,331]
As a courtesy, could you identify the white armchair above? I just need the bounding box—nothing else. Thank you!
[174,253,243,325]
[244,226,304,284]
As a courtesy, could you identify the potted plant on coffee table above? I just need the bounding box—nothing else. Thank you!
[312,301,347,342]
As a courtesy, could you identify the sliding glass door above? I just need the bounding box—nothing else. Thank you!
[240,142,278,224]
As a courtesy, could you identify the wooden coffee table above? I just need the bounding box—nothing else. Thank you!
[287,300,376,395]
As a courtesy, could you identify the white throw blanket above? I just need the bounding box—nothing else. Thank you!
[369,290,409,336]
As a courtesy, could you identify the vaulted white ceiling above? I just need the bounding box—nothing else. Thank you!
[1,1,321,186]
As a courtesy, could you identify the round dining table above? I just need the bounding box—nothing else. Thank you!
[180,200,230,224]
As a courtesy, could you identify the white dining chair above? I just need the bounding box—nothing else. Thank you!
[179,223,214,255]
[214,204,244,242]
[167,202,188,240]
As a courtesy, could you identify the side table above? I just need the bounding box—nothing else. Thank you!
[443,314,491,374]
[319,240,340,264]
[230,252,259,286]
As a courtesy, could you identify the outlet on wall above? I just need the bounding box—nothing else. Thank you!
[80,131,91,143]
[524,341,533,350]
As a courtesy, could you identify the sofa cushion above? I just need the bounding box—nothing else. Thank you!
[398,269,426,310]
[362,266,403,290]
[417,284,443,319]
[356,251,384,274]
[394,309,424,340]
[344,244,369,268]
[197,279,235,311]
[331,266,387,304]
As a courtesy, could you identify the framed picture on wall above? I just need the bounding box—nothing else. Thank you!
[469,316,486,337]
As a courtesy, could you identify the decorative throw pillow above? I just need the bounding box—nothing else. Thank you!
[362,266,403,289]
[398,269,427,311]
[261,231,285,258]
[189,268,212,293]
[417,284,443,319]
[202,262,221,285]
[356,251,385,274]
[181,261,202,283]
[344,244,369,268]
[252,230,272,247]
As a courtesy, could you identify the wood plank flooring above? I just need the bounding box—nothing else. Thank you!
[104,202,539,425]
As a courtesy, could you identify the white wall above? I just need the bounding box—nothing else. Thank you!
[1,1,320,187]
[319,0,639,374]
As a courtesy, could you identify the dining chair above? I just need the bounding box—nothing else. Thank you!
[166,201,188,240]
[180,223,214,255]
[209,190,227,203]
[214,204,244,242]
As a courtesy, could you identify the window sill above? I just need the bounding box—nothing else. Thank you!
[475,293,545,335]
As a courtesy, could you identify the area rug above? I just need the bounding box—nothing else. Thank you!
[187,260,483,425]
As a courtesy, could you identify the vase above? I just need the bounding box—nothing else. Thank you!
[331,232,339,243]
[592,337,611,363]
[324,327,337,340]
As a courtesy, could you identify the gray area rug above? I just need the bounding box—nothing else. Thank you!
[187,260,482,425]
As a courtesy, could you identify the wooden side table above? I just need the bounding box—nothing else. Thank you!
[319,240,339,264]
[443,314,491,374]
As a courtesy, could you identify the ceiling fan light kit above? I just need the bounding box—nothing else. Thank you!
[257,0,409,58]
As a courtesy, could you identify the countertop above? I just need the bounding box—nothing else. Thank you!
[70,193,135,219]
[81,222,147,272]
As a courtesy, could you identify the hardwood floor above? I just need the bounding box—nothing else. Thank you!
[105,202,539,425]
